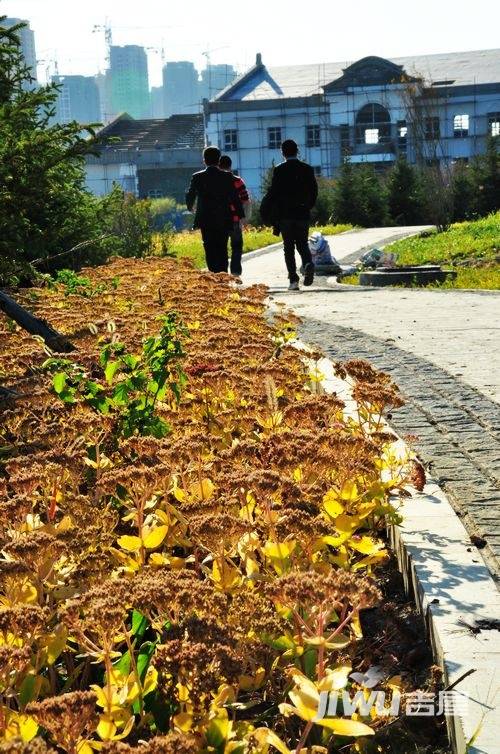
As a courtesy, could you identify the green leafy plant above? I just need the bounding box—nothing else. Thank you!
[46,312,188,438]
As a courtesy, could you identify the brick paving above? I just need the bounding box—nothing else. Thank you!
[242,228,500,582]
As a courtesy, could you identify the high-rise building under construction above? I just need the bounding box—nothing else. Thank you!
[108,45,150,119]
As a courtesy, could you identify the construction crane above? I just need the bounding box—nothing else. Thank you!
[37,55,59,84]
[201,46,229,67]
[92,21,113,64]
[201,46,230,99]
[146,44,166,66]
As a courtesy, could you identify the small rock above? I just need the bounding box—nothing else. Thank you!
[470,535,487,549]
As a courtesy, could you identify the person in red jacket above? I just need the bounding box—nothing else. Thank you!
[219,155,250,276]
[186,146,243,273]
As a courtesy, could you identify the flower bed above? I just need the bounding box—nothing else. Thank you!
[0,259,448,753]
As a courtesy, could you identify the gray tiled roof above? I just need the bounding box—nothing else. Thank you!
[217,49,500,101]
[97,114,204,151]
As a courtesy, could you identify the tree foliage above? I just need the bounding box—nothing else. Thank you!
[387,157,425,225]
[0,17,161,286]
[470,136,500,217]
[310,177,336,224]
[327,141,499,230]
[331,161,387,227]
[0,17,106,283]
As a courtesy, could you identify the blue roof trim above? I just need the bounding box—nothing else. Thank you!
[215,60,265,101]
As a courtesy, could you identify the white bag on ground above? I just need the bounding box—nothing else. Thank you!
[309,232,335,265]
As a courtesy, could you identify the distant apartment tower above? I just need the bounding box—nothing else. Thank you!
[95,72,113,123]
[163,61,199,116]
[52,75,101,124]
[150,86,165,118]
[199,64,237,100]
[109,45,150,119]
[4,17,37,88]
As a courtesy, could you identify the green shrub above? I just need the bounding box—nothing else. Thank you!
[387,157,426,225]
[310,178,336,224]
[332,161,388,227]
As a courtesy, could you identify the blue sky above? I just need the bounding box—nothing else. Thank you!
[2,0,500,86]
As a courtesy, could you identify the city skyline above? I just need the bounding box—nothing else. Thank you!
[2,0,500,88]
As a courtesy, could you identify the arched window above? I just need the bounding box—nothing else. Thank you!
[355,103,391,145]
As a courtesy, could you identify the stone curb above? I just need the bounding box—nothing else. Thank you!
[303,348,499,754]
[242,241,283,261]
[335,281,500,295]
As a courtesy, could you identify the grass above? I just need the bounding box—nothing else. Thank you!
[343,212,500,290]
[388,212,499,266]
[151,223,353,268]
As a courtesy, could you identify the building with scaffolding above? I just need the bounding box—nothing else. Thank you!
[204,50,500,198]
[51,75,101,125]
[84,113,204,200]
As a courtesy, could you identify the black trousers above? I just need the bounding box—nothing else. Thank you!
[201,226,229,273]
[229,222,243,275]
[280,218,313,282]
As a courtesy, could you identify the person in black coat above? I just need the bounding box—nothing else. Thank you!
[260,139,318,289]
[186,146,243,273]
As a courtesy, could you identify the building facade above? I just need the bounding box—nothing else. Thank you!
[162,62,199,117]
[199,64,237,101]
[150,86,165,118]
[205,50,500,198]
[52,75,101,124]
[4,17,37,88]
[108,45,150,120]
[85,113,204,200]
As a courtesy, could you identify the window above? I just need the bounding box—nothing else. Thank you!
[147,189,164,199]
[488,113,500,137]
[365,128,379,144]
[313,165,322,176]
[355,103,391,145]
[397,120,407,153]
[306,124,320,148]
[339,124,351,154]
[425,117,440,140]
[224,128,238,151]
[268,126,282,149]
[453,114,469,138]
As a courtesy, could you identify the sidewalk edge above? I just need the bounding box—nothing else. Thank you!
[309,349,499,754]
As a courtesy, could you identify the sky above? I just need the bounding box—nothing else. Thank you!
[2,0,500,87]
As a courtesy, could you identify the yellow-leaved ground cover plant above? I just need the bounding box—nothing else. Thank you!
[0,258,430,754]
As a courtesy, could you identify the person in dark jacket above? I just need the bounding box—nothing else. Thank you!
[186,146,243,273]
[260,139,318,289]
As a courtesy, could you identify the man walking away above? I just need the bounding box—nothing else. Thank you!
[219,155,250,276]
[186,146,243,273]
[260,139,318,290]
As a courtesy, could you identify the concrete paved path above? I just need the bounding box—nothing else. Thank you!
[242,226,500,403]
[241,227,500,580]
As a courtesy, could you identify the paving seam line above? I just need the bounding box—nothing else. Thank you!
[293,341,499,754]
